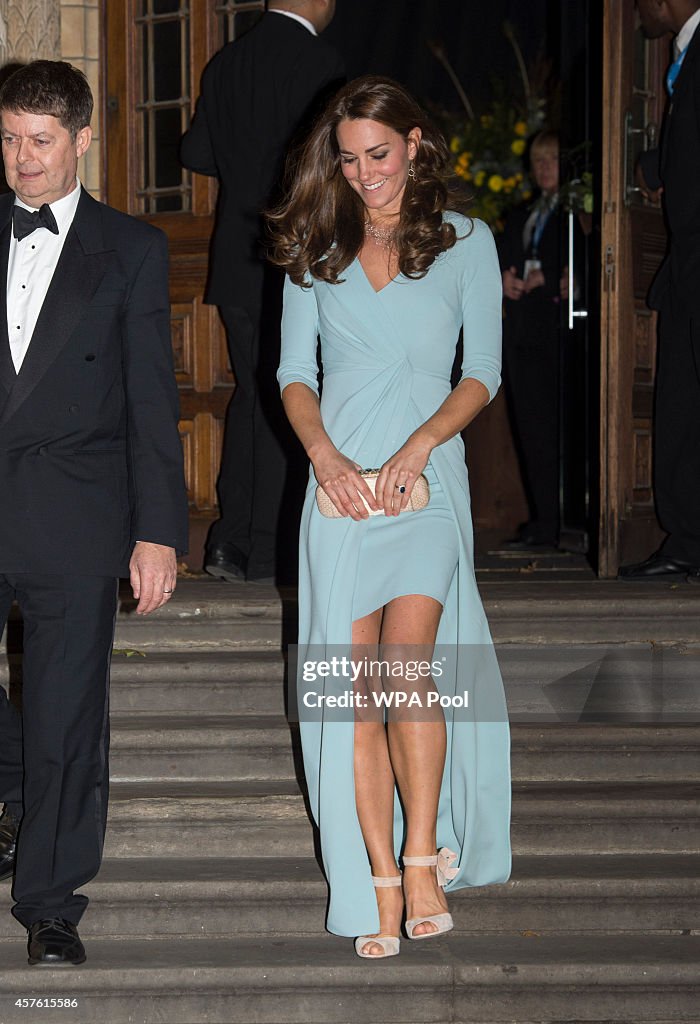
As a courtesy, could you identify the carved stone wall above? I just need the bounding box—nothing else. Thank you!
[0,1,61,62]
[0,0,102,198]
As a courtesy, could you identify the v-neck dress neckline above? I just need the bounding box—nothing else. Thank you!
[354,255,400,295]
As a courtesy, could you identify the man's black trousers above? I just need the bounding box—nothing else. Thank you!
[654,297,700,564]
[208,300,307,581]
[0,574,117,927]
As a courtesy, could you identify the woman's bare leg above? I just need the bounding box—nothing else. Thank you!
[353,607,403,954]
[382,595,449,937]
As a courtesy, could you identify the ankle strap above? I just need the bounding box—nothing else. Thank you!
[371,874,402,887]
[403,847,459,887]
[402,854,437,867]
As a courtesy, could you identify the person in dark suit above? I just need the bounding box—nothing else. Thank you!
[180,0,344,585]
[619,0,700,581]
[0,60,188,965]
[497,131,570,549]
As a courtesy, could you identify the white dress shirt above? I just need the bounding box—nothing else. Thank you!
[7,179,82,372]
[676,8,700,57]
[269,8,317,36]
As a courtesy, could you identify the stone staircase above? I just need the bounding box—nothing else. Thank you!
[0,578,699,1023]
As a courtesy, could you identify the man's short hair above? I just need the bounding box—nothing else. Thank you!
[0,60,93,138]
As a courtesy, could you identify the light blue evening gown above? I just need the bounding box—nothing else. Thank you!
[278,213,512,937]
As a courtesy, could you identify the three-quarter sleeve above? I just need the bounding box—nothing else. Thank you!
[277,274,321,397]
[459,219,503,403]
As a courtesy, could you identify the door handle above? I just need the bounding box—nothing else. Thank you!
[624,110,658,205]
[568,211,588,330]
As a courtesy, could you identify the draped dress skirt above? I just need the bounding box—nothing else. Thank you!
[278,214,512,937]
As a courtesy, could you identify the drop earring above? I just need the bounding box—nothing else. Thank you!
[408,160,416,181]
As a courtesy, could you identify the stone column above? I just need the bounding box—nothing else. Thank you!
[0,1,61,63]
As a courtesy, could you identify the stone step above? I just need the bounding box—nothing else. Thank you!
[109,651,288,715]
[0,934,697,1023]
[1,855,696,940]
[111,582,293,652]
[103,578,700,652]
[109,715,300,782]
[0,650,287,716]
[103,781,700,858]
[481,579,700,643]
[108,716,700,784]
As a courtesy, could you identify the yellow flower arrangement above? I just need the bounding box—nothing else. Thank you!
[429,22,548,228]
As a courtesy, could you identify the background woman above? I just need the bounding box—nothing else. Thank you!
[269,74,511,958]
[498,131,567,550]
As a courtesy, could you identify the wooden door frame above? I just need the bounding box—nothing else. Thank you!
[600,0,634,577]
[599,0,668,577]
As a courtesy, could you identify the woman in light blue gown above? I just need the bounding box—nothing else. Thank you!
[269,76,510,958]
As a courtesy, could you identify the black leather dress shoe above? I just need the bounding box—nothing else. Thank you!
[617,552,697,581]
[0,808,19,882]
[687,569,700,584]
[204,543,247,583]
[28,919,86,966]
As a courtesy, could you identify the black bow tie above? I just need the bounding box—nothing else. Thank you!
[12,203,59,241]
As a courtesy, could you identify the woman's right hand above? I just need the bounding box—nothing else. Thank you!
[310,445,379,520]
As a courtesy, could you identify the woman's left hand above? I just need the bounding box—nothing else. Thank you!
[375,440,431,516]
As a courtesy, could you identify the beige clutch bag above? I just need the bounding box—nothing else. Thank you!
[315,468,430,519]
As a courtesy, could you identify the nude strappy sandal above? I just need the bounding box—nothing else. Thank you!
[354,874,402,958]
[403,847,458,940]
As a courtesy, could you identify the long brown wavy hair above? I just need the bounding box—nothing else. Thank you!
[267,74,470,286]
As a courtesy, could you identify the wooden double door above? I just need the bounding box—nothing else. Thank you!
[599,0,669,575]
[103,0,670,576]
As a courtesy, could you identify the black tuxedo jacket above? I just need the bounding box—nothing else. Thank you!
[0,189,189,576]
[180,12,344,311]
[648,24,700,312]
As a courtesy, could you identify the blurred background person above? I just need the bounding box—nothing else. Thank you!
[497,130,569,550]
[180,0,344,584]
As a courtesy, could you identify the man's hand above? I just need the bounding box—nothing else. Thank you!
[129,542,178,615]
[635,162,663,204]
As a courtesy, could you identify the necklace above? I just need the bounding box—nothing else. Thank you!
[365,220,397,248]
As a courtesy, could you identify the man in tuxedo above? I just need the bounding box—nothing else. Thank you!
[0,60,188,964]
[180,0,343,584]
[620,0,700,581]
